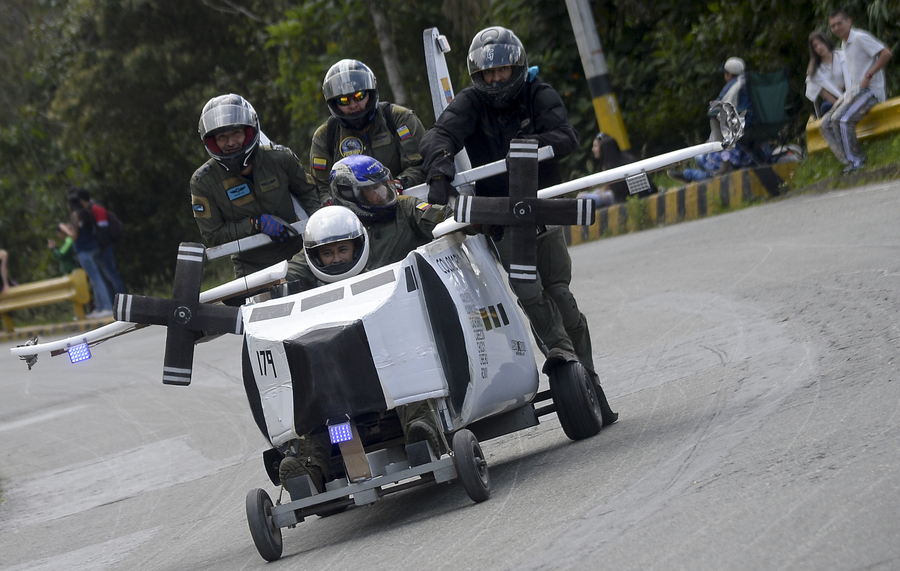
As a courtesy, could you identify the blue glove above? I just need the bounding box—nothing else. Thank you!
[253,214,298,243]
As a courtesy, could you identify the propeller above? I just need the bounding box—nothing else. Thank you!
[114,242,243,385]
[453,139,595,282]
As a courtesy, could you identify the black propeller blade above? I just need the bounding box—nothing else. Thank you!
[113,242,243,386]
[453,139,596,282]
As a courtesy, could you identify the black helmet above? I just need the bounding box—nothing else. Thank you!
[322,59,379,130]
[329,155,399,222]
[198,94,260,174]
[467,26,528,109]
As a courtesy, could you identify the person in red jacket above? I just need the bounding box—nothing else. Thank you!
[73,188,125,295]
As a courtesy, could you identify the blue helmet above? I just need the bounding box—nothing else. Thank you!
[329,155,399,222]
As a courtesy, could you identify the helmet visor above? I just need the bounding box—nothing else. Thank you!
[323,69,377,101]
[199,104,256,138]
[354,182,398,209]
[467,44,526,74]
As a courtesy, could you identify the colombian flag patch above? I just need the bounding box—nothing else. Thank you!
[312,157,328,170]
[397,125,411,140]
[416,202,431,211]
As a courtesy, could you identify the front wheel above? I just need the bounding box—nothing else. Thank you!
[549,361,603,440]
[246,488,283,562]
[452,429,491,503]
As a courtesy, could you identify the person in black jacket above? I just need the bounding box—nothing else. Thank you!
[420,26,616,426]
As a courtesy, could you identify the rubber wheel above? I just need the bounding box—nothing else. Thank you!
[452,429,491,503]
[246,488,283,562]
[549,360,603,440]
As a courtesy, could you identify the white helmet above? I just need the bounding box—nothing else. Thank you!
[303,206,370,283]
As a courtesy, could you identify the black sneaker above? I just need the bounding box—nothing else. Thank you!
[667,169,689,183]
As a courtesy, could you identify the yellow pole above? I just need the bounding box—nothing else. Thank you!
[565,0,631,150]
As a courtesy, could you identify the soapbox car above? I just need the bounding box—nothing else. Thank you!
[10,104,744,561]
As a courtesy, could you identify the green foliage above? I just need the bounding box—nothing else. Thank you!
[2,0,899,302]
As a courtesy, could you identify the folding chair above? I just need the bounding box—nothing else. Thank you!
[740,68,793,164]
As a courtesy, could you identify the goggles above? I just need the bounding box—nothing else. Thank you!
[336,91,367,106]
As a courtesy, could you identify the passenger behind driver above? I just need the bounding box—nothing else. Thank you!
[279,156,447,493]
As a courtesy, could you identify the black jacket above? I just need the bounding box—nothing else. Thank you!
[420,79,579,197]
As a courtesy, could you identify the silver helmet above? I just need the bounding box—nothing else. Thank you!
[322,59,379,130]
[198,94,260,173]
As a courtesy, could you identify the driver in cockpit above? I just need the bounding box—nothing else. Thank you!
[279,156,447,493]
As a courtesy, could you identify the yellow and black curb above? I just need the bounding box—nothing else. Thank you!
[566,162,799,244]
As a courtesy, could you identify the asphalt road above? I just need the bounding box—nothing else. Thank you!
[2,180,899,571]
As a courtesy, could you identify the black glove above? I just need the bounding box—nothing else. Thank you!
[427,175,457,205]
[252,214,299,243]
[473,224,504,242]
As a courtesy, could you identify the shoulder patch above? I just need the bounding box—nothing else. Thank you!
[191,195,211,218]
[397,125,411,140]
[192,163,212,181]
[415,201,431,211]
[312,157,328,170]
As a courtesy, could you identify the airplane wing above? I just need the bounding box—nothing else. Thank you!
[9,261,288,362]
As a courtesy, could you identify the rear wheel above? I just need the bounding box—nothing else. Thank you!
[452,429,491,503]
[549,361,603,440]
[246,488,283,562]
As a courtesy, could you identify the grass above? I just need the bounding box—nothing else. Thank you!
[787,132,900,191]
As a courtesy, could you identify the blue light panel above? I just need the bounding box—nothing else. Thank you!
[328,421,353,444]
[68,342,92,364]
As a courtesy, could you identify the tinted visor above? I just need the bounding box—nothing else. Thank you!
[323,69,377,101]
[199,104,256,138]
[467,44,526,74]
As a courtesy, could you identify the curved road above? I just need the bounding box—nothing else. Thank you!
[2,180,899,570]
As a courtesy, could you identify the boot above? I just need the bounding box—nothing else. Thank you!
[279,456,325,494]
[588,370,618,426]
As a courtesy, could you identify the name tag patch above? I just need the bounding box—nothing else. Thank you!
[259,177,279,192]
[227,183,251,201]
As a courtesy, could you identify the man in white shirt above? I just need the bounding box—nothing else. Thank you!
[819,9,892,174]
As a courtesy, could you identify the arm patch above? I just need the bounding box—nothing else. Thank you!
[191,195,212,218]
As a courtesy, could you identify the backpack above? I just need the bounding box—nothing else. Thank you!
[90,202,123,246]
[107,209,123,243]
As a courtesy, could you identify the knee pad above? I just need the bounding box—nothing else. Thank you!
[510,277,543,306]
[545,284,581,329]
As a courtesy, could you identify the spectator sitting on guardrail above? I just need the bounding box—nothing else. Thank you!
[48,223,80,276]
[806,30,847,117]
[579,133,657,206]
[819,9,892,175]
[668,57,754,183]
